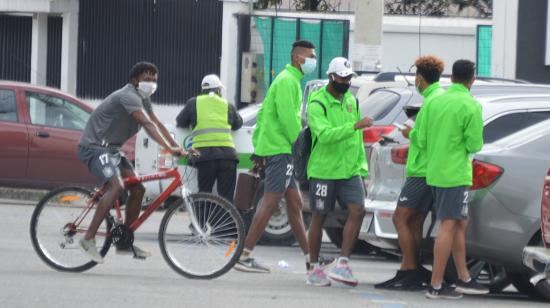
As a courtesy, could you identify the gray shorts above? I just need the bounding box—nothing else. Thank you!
[309,176,365,215]
[264,154,297,193]
[397,177,433,213]
[432,186,469,220]
[78,145,133,186]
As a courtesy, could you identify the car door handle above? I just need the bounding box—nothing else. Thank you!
[35,131,50,138]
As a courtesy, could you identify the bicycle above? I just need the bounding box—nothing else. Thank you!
[29,154,245,279]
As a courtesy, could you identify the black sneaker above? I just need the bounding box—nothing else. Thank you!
[455,279,490,295]
[375,269,425,291]
[234,257,270,273]
[426,284,463,299]
[374,270,409,289]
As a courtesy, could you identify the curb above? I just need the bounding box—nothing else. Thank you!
[0,187,48,203]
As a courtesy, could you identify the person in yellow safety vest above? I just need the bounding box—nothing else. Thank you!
[176,74,243,202]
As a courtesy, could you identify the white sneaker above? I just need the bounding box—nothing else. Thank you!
[79,238,104,264]
[116,245,151,259]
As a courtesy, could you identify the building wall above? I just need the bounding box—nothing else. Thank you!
[515,0,550,83]
[246,12,488,75]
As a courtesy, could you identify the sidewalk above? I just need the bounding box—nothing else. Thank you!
[0,187,47,204]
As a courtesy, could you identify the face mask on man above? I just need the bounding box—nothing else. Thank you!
[300,57,317,75]
[330,75,351,94]
[137,81,158,98]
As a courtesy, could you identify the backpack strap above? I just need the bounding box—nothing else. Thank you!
[307,99,327,150]
[309,99,327,116]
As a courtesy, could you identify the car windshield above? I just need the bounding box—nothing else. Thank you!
[360,90,400,120]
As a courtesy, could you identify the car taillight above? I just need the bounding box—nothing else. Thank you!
[471,160,503,190]
[157,148,173,171]
[363,126,395,144]
[390,145,409,165]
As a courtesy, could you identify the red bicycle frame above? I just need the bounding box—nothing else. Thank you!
[72,167,183,236]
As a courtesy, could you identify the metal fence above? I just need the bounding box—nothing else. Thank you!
[77,0,223,104]
[0,14,32,82]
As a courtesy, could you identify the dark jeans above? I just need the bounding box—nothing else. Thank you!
[195,159,238,203]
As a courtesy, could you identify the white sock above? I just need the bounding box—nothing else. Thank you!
[241,248,252,260]
[304,253,311,263]
[433,284,442,290]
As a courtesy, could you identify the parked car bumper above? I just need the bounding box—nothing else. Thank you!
[359,198,400,250]
[523,246,550,282]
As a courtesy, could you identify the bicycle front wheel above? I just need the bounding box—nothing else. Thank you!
[159,193,245,279]
[30,186,112,272]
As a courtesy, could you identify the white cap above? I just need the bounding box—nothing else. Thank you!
[201,74,224,90]
[326,57,355,77]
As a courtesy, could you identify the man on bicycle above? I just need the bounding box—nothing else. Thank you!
[78,61,185,263]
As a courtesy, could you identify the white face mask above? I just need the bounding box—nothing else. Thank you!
[137,81,157,98]
[300,57,317,75]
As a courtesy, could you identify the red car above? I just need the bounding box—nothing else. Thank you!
[0,81,135,189]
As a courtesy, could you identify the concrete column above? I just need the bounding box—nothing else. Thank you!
[31,12,48,85]
[60,0,78,95]
[220,0,250,105]
[492,0,518,78]
[352,0,383,71]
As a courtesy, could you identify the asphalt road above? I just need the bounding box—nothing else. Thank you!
[0,200,548,308]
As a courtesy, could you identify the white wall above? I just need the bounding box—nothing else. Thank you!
[381,16,491,74]
[492,0,518,79]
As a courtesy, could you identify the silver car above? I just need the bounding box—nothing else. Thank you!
[360,90,550,299]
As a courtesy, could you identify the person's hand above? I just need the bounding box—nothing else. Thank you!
[354,116,374,130]
[187,148,200,158]
[169,146,187,157]
[401,126,412,139]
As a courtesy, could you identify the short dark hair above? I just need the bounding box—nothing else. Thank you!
[415,55,444,84]
[452,59,476,83]
[129,61,158,80]
[292,40,315,52]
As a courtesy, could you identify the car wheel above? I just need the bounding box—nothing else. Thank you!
[444,258,510,293]
[324,227,377,255]
[508,239,550,301]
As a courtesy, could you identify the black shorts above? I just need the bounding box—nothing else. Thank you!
[397,177,433,213]
[309,176,365,215]
[78,145,133,186]
[264,154,297,193]
[432,186,469,220]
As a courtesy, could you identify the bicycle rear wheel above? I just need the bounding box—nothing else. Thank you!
[30,186,112,272]
[159,193,245,279]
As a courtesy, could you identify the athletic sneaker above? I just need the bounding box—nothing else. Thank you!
[426,284,463,300]
[374,269,424,290]
[328,263,358,287]
[319,256,337,270]
[307,267,331,287]
[234,257,270,273]
[78,238,104,264]
[455,279,490,295]
[116,245,152,259]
